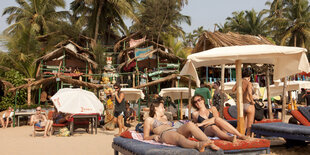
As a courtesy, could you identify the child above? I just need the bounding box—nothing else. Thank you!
[124,102,135,127]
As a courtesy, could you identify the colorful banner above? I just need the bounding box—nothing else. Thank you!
[135,46,154,61]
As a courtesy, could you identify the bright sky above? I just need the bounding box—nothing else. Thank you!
[0,0,269,51]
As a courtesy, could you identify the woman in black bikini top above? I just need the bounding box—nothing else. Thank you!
[143,99,220,152]
[191,94,249,142]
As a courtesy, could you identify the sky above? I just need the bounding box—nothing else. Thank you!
[0,0,269,51]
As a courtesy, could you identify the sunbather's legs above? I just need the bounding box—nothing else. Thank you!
[46,120,53,135]
[244,105,255,136]
[204,125,235,142]
[214,117,245,139]
[177,122,208,141]
[161,130,220,151]
[5,118,9,128]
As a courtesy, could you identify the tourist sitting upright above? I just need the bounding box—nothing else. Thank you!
[0,106,14,128]
[143,99,220,152]
[30,106,53,137]
[191,94,249,142]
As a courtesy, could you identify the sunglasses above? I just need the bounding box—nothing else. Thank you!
[114,87,119,90]
[36,109,41,111]
[193,98,202,104]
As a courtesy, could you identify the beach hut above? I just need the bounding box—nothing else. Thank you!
[180,45,310,134]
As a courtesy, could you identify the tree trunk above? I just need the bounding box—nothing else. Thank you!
[235,60,245,134]
[94,0,104,47]
[281,77,287,122]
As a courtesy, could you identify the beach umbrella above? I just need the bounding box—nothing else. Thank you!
[119,88,145,121]
[120,88,145,102]
[159,87,195,119]
[262,81,310,100]
[51,88,104,114]
[180,45,310,134]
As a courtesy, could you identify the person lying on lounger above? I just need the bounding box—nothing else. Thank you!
[191,94,249,142]
[30,106,53,137]
[143,99,220,152]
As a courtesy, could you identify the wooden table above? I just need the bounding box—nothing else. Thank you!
[69,114,98,135]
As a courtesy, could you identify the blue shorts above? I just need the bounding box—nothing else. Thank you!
[35,122,43,128]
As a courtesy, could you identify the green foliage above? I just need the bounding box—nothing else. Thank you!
[0,70,27,111]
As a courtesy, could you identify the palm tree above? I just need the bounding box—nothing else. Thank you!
[71,0,138,46]
[3,0,68,36]
[267,0,310,47]
[225,9,269,36]
[163,34,190,59]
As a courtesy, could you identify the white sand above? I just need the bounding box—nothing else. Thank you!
[0,113,309,155]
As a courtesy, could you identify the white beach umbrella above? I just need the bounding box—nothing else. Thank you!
[120,88,145,102]
[51,88,104,114]
[180,45,310,134]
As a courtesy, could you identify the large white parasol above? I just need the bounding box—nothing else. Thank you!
[180,45,310,134]
[51,88,104,114]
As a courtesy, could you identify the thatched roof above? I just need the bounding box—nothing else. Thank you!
[117,39,173,63]
[35,45,98,68]
[114,31,141,52]
[117,48,185,71]
[193,31,274,53]
[55,40,95,59]
[0,79,14,95]
[134,74,196,89]
[8,76,105,92]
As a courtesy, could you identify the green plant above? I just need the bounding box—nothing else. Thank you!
[0,70,27,111]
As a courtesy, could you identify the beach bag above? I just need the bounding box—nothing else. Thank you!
[254,101,264,121]
[135,123,144,133]
[57,127,70,137]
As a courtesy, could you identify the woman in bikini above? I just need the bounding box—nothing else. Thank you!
[191,94,248,142]
[143,99,220,152]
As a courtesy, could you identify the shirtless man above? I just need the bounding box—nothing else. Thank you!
[30,106,53,137]
[0,107,14,128]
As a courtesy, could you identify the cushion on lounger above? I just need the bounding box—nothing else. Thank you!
[189,137,270,151]
[298,107,310,122]
[255,119,282,124]
[290,110,310,126]
[120,130,133,139]
[251,122,310,135]
[223,106,236,120]
[228,106,237,119]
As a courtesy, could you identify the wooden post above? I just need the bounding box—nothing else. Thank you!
[180,92,183,120]
[79,76,83,89]
[266,68,273,119]
[282,77,287,122]
[188,76,192,120]
[220,64,225,118]
[235,60,245,134]
[133,74,135,87]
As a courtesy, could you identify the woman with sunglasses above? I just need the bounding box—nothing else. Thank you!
[144,99,220,152]
[191,94,248,142]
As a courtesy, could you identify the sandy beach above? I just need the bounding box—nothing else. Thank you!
[0,114,309,155]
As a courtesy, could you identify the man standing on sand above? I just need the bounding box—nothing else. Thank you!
[30,106,53,137]
[0,106,14,128]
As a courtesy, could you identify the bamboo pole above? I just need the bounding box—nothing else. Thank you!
[281,77,287,122]
[266,68,273,119]
[220,64,225,118]
[188,76,192,120]
[180,92,183,120]
[235,60,245,134]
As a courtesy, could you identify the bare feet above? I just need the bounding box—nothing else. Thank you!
[238,135,251,140]
[230,135,237,143]
[114,133,120,137]
[198,140,220,152]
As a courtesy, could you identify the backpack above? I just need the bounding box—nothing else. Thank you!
[254,100,264,121]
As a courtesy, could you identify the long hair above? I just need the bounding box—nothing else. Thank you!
[191,94,205,110]
[149,99,163,117]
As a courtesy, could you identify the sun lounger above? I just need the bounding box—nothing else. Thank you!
[251,122,310,141]
[290,106,310,126]
[223,106,282,123]
[112,131,270,155]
